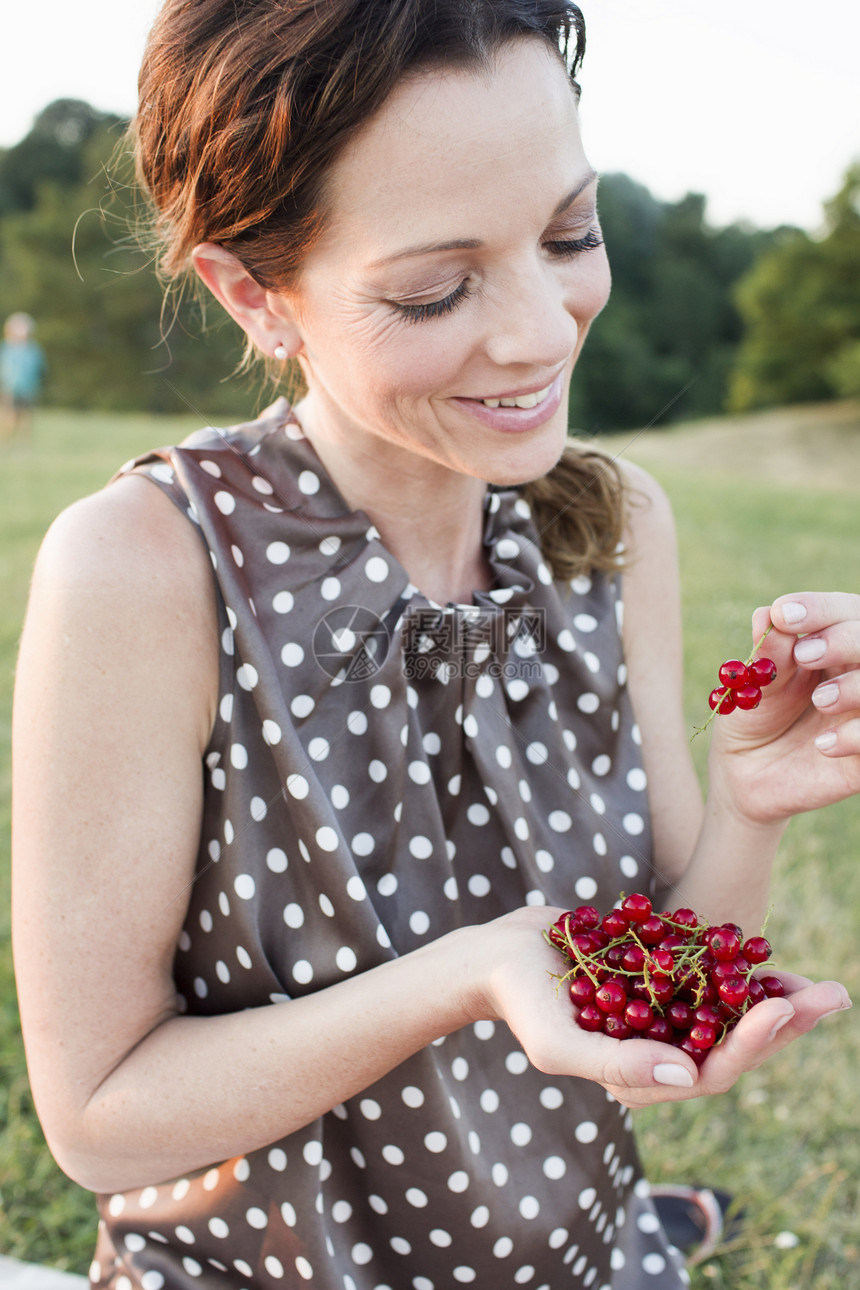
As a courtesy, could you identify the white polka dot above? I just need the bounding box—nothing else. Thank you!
[365,556,390,582]
[280,642,304,667]
[351,1242,373,1265]
[336,946,358,972]
[592,754,611,776]
[526,741,548,765]
[368,1194,388,1215]
[141,1274,165,1290]
[637,1212,661,1234]
[480,1089,500,1113]
[507,679,530,701]
[406,1187,428,1207]
[451,1057,469,1081]
[352,832,375,856]
[539,1086,564,1109]
[234,874,255,900]
[409,835,433,859]
[390,1237,411,1255]
[295,1256,313,1280]
[273,590,294,612]
[320,575,341,601]
[245,1206,268,1229]
[453,1267,477,1283]
[287,773,309,799]
[575,1121,599,1143]
[627,767,648,791]
[542,1155,567,1181]
[346,876,367,901]
[520,1195,540,1219]
[291,694,315,718]
[548,810,572,832]
[377,873,398,896]
[494,1237,514,1258]
[577,693,599,713]
[292,960,313,984]
[125,1234,146,1253]
[409,910,431,935]
[463,713,479,738]
[590,792,606,814]
[511,1122,532,1146]
[447,1171,470,1193]
[492,1163,509,1186]
[214,490,235,515]
[548,1227,568,1249]
[535,848,555,873]
[584,650,601,673]
[298,469,320,495]
[402,1085,425,1108]
[266,541,290,565]
[430,1228,452,1248]
[643,1253,667,1275]
[470,1205,490,1228]
[575,876,598,899]
[370,684,391,708]
[623,812,645,835]
[316,826,339,852]
[368,759,387,783]
[230,744,248,769]
[424,1131,447,1153]
[208,1217,229,1239]
[620,854,640,878]
[408,760,432,785]
[266,848,288,873]
[467,874,491,897]
[181,1258,202,1278]
[514,816,530,840]
[250,796,267,822]
[236,663,258,691]
[593,833,608,856]
[382,1144,404,1165]
[505,1051,529,1075]
[283,902,305,928]
[360,1098,381,1120]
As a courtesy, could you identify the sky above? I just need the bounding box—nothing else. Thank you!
[1,0,857,232]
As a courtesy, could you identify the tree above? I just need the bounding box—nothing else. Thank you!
[729,165,860,411]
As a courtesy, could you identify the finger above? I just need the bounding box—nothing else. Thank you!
[811,671,860,715]
[812,715,860,762]
[771,592,860,638]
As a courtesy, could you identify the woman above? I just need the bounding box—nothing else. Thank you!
[12,2,857,1288]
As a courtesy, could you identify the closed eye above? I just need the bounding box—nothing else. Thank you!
[392,279,473,324]
[544,227,605,257]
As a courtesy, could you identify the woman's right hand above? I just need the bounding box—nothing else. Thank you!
[477,907,852,1109]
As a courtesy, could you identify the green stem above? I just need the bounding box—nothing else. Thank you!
[691,622,774,740]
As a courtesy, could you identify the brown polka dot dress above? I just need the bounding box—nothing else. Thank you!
[90,399,688,1290]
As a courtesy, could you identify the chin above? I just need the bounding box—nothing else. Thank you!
[481,425,569,488]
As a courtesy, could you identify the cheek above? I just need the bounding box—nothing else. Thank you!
[567,252,612,326]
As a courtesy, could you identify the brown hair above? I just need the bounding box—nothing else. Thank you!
[134,0,625,579]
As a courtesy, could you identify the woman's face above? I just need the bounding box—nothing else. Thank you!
[282,37,611,487]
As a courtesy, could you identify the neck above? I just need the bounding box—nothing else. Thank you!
[293,402,493,606]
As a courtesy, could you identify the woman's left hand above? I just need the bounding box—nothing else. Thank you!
[710,591,860,823]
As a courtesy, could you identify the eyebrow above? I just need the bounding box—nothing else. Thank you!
[369,169,599,268]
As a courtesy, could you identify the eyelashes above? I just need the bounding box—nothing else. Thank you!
[393,227,604,324]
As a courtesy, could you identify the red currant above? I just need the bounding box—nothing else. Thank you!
[709,687,736,714]
[603,1013,633,1040]
[578,1004,605,1032]
[689,1022,717,1050]
[734,683,763,710]
[718,976,750,1009]
[595,981,627,1014]
[759,975,786,999]
[624,1000,655,1031]
[719,660,750,689]
[645,1016,675,1043]
[621,893,652,923]
[749,657,777,687]
[707,927,742,961]
[743,936,772,964]
[569,977,596,1007]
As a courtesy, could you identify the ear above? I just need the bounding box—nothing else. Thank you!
[191,243,303,359]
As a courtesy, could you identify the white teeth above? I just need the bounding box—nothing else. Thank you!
[481,384,552,410]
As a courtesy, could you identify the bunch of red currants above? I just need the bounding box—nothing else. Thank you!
[546,893,784,1063]
[708,655,777,716]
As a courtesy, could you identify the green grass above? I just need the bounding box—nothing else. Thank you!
[2,405,859,1283]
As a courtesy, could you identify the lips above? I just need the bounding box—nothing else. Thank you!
[452,373,565,434]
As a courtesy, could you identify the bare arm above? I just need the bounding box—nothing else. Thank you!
[12,478,497,1193]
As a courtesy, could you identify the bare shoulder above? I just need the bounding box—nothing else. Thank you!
[616,458,677,559]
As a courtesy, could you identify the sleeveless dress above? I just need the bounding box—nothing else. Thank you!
[89,399,687,1290]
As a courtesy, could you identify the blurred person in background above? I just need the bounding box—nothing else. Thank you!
[0,311,46,441]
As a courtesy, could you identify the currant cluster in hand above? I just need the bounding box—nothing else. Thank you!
[545,893,784,1063]
[708,655,777,716]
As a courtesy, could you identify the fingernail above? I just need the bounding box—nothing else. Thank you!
[768,1009,794,1041]
[781,602,807,625]
[812,682,839,708]
[653,1063,695,1088]
[814,730,837,751]
[794,638,826,663]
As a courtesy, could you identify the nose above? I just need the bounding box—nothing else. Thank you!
[482,256,581,372]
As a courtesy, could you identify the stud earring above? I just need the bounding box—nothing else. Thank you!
[273,344,289,361]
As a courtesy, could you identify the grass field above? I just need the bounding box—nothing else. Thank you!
[1,403,859,1285]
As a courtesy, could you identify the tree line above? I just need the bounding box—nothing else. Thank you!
[1,99,858,430]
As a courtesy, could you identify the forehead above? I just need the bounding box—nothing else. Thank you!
[315,39,587,258]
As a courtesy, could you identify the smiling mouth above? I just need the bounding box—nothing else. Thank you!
[478,383,554,410]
